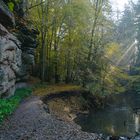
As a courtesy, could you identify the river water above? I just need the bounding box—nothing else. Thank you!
[75,92,140,137]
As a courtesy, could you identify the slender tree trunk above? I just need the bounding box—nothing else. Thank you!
[39,0,48,82]
[87,0,103,62]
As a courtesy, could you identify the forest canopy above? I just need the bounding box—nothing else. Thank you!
[10,0,140,96]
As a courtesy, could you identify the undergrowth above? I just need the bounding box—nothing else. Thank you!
[0,88,32,124]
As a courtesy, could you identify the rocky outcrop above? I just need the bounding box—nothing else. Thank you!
[16,23,39,80]
[0,1,17,97]
[0,24,21,97]
[0,0,38,97]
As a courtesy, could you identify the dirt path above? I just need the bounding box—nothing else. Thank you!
[0,96,101,140]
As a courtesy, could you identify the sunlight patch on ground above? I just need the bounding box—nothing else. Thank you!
[33,84,82,96]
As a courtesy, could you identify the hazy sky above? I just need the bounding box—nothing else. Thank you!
[111,0,129,11]
[111,0,138,11]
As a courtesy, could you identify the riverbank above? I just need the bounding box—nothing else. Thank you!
[39,85,140,140]
[1,84,140,140]
[0,96,102,140]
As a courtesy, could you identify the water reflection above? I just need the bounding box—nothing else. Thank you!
[110,125,115,135]
[133,113,140,133]
[75,92,140,137]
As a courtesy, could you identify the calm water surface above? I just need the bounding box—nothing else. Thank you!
[75,92,140,137]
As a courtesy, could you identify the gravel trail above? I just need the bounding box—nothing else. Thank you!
[0,96,101,140]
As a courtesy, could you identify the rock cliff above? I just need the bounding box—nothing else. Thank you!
[0,0,38,97]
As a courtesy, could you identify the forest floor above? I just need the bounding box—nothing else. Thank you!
[0,84,102,140]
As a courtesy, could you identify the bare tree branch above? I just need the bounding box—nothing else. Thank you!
[27,1,45,10]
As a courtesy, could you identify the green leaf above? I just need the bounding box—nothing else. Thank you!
[8,2,14,12]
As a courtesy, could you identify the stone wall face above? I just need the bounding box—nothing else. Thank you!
[0,24,22,97]
[0,0,38,98]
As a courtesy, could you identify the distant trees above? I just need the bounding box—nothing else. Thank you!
[113,3,136,66]
[26,0,131,95]
[112,0,140,91]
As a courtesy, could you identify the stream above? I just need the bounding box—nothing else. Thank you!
[75,92,140,137]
